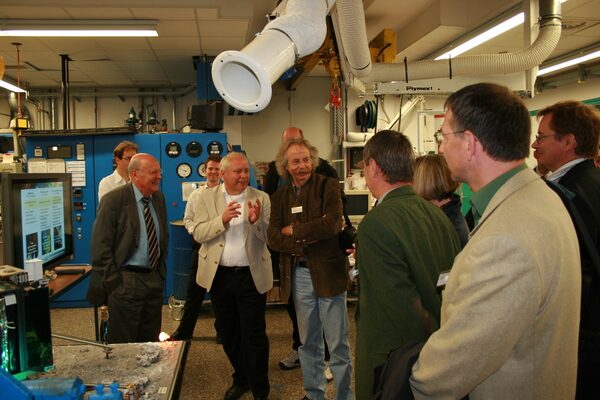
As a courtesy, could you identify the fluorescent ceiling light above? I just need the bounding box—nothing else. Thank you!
[538,50,600,76]
[0,79,26,93]
[435,13,524,60]
[1,30,158,37]
[0,19,158,38]
[434,0,569,60]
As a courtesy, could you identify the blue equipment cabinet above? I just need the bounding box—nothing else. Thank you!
[24,131,228,307]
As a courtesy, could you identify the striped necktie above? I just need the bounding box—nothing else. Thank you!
[142,197,160,270]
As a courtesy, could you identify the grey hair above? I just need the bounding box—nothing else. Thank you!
[274,137,319,179]
[220,152,248,171]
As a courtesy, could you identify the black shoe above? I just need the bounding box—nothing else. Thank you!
[223,383,250,400]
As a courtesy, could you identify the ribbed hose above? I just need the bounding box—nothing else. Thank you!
[335,0,372,77]
[265,0,336,58]
[363,18,562,83]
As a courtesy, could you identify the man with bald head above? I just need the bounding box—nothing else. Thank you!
[87,153,168,344]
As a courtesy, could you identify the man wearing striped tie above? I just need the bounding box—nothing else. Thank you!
[87,153,168,344]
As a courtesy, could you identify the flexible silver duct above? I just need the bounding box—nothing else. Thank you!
[331,0,371,77]
[358,0,562,83]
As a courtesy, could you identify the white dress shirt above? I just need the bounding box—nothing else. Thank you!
[219,187,250,267]
[98,169,128,201]
[546,158,585,183]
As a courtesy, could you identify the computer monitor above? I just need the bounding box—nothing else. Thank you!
[0,173,74,270]
[345,189,374,225]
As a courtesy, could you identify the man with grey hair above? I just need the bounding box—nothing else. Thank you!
[264,127,338,377]
[190,152,272,400]
[87,153,168,344]
[269,137,353,400]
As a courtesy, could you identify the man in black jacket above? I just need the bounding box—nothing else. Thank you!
[264,127,337,377]
[532,100,600,399]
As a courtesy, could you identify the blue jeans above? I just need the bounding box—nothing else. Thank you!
[293,266,353,400]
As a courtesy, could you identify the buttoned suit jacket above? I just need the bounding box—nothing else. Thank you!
[410,168,582,400]
[87,183,169,306]
[191,184,272,294]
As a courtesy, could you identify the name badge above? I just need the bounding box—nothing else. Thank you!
[437,270,450,288]
[291,206,303,214]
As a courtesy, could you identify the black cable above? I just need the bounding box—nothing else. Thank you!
[376,43,392,61]
[397,95,404,131]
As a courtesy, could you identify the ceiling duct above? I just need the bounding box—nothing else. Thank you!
[211,0,335,113]
[349,0,562,84]
[211,0,563,113]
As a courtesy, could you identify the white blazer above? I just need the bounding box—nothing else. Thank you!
[191,184,273,294]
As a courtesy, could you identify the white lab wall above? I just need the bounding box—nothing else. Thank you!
[0,76,597,169]
[0,77,335,165]
[524,77,600,111]
[240,77,334,163]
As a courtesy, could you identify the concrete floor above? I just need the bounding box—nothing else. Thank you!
[50,302,357,399]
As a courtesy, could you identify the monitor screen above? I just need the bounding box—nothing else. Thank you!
[1,173,74,270]
[345,190,373,217]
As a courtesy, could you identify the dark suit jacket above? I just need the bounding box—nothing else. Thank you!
[87,183,169,306]
[558,159,600,331]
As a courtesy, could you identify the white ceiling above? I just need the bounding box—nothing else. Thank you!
[0,0,599,91]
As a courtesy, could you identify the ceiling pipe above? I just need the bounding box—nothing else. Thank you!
[60,54,71,129]
[28,86,196,98]
[334,0,371,77]
[211,0,335,113]
[356,0,562,83]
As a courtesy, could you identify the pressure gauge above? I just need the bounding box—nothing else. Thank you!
[186,141,202,158]
[176,163,192,178]
[207,141,224,155]
[198,163,207,177]
[165,141,182,158]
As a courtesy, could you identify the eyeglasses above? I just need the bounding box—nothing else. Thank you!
[534,133,557,142]
[120,156,134,161]
[434,129,466,144]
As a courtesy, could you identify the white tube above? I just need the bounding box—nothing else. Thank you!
[212,30,295,112]
[212,0,335,113]
[363,20,561,83]
[335,0,371,77]
[347,131,374,142]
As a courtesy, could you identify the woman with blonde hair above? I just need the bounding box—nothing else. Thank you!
[414,154,469,247]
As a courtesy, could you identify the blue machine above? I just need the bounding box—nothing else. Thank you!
[24,132,229,307]
[0,368,86,400]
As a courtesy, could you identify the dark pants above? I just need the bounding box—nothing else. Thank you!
[107,269,164,344]
[210,266,270,398]
[174,244,219,339]
[576,331,600,399]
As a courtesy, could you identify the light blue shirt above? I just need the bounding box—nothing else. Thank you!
[125,185,161,268]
